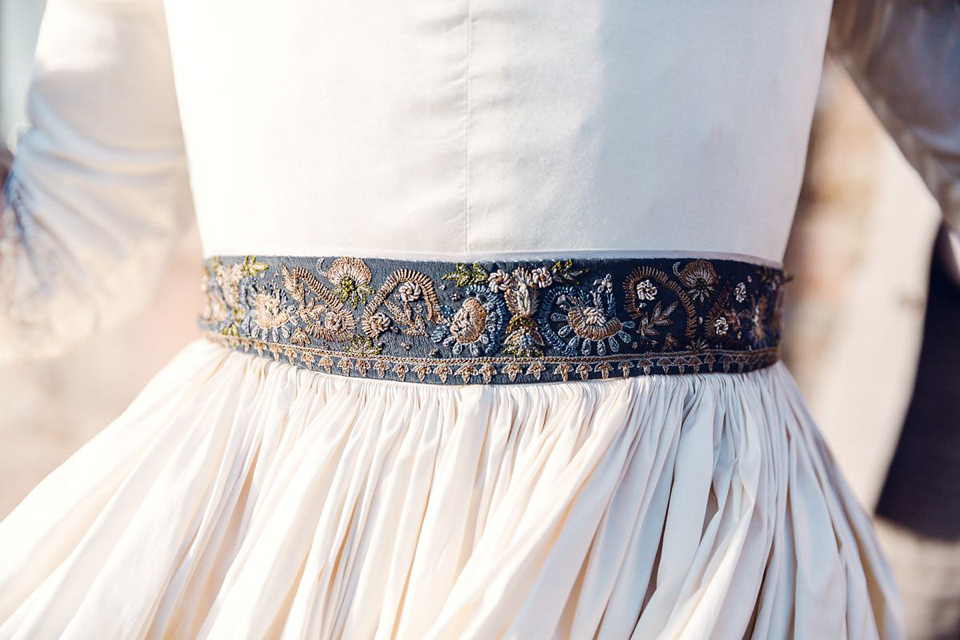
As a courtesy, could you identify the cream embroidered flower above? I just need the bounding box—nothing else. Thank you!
[487,269,511,292]
[512,267,537,288]
[397,281,421,302]
[366,312,392,334]
[529,266,553,288]
[324,309,354,334]
[324,257,375,308]
[240,281,296,342]
[713,316,729,335]
[430,287,507,356]
[734,281,747,303]
[635,279,658,301]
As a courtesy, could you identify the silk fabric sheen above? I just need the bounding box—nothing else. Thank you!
[8,0,960,637]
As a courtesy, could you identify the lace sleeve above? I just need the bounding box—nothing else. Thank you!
[828,0,960,232]
[0,0,194,363]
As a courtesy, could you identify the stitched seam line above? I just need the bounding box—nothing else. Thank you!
[463,0,472,254]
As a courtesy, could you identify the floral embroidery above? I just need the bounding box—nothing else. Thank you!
[430,287,506,356]
[321,257,375,309]
[734,281,747,303]
[539,274,636,356]
[239,280,296,342]
[198,254,788,384]
[635,279,658,301]
[676,259,718,303]
[713,316,730,335]
[214,255,267,310]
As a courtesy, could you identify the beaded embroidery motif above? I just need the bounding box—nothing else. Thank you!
[198,255,789,384]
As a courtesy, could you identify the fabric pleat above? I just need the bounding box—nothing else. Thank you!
[0,338,904,639]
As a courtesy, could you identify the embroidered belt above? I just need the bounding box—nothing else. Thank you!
[197,254,789,384]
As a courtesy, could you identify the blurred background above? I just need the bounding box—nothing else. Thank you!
[0,2,955,637]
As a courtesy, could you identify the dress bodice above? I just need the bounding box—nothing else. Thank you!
[2,0,958,365]
[163,0,833,264]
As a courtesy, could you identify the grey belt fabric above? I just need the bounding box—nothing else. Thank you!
[197,254,788,385]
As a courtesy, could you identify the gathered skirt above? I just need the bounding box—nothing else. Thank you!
[0,338,904,638]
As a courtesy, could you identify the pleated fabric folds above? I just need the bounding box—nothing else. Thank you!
[0,339,903,639]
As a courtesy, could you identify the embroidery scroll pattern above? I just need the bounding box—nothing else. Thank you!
[198,255,789,384]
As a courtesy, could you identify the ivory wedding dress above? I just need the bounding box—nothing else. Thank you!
[1,0,957,637]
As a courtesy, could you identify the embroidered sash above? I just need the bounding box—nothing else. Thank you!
[198,255,789,384]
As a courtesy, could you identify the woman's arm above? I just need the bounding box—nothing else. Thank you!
[0,0,194,363]
[828,0,960,234]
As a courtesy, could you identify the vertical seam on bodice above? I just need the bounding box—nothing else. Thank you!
[463,0,473,254]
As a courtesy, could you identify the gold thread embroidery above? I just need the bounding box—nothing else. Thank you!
[198,254,787,384]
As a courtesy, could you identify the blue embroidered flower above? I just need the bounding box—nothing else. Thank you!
[239,280,297,342]
[538,274,635,356]
[430,286,506,356]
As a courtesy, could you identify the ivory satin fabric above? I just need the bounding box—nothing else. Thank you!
[0,342,903,638]
[1,0,959,637]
